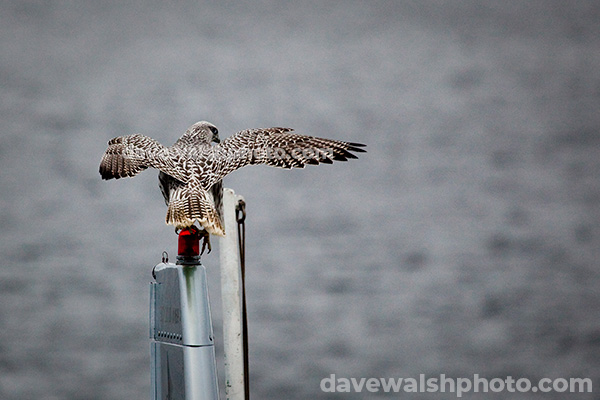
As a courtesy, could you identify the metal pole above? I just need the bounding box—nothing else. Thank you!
[219,188,247,400]
[150,229,220,400]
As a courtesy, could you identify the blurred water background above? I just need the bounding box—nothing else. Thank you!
[1,1,600,399]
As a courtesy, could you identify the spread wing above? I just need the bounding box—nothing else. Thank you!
[99,134,186,182]
[204,127,366,187]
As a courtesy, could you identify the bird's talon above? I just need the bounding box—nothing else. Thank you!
[199,229,212,255]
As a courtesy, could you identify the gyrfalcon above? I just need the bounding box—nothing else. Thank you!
[99,121,366,251]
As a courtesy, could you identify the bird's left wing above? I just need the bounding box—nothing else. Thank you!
[99,134,187,182]
[202,127,366,188]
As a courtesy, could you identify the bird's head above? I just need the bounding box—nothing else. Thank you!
[185,121,220,144]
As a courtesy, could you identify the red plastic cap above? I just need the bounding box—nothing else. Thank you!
[178,228,200,257]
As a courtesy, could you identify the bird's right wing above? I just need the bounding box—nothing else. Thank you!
[99,134,186,182]
[203,127,366,188]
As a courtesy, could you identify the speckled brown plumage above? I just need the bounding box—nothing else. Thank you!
[99,121,366,236]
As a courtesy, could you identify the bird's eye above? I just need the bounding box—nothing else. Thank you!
[210,127,218,135]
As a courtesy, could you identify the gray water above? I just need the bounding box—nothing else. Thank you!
[1,1,599,399]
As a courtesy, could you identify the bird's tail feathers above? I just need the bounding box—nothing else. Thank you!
[165,190,225,236]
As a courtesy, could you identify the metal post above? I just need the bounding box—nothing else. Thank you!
[219,188,247,400]
[150,230,220,400]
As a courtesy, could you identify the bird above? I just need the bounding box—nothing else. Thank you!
[99,121,366,253]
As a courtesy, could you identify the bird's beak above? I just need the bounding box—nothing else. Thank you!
[213,137,220,144]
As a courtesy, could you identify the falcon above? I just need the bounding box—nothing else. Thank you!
[99,121,366,253]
